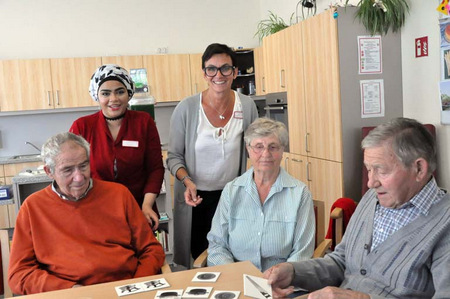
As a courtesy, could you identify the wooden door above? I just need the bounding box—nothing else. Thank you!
[253,46,265,95]
[50,57,101,108]
[283,23,307,156]
[189,54,208,95]
[307,157,343,229]
[262,31,284,93]
[143,54,192,102]
[302,10,342,162]
[101,55,143,72]
[0,59,53,111]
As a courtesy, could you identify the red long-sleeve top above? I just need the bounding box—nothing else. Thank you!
[70,110,164,207]
[8,179,165,295]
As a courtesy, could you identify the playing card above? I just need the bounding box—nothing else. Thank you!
[211,290,240,299]
[192,272,221,282]
[243,275,272,299]
[115,282,145,296]
[155,289,184,299]
[182,286,213,298]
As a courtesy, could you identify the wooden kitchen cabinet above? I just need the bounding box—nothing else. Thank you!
[0,59,53,111]
[302,12,342,162]
[101,55,144,71]
[0,57,101,111]
[272,7,402,204]
[253,46,265,95]
[50,57,101,108]
[143,54,192,102]
[189,54,208,95]
[262,30,287,93]
[282,152,343,231]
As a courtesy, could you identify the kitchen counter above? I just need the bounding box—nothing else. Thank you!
[0,154,42,165]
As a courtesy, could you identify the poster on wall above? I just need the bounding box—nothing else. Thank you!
[360,79,385,118]
[358,36,382,74]
[439,80,450,124]
[441,47,450,80]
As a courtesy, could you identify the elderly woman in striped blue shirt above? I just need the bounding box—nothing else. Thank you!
[206,118,315,271]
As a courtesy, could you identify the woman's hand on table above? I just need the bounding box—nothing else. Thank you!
[183,179,203,207]
[307,287,370,299]
[142,193,160,230]
[263,263,295,298]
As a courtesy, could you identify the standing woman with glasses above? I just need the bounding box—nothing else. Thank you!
[207,118,315,271]
[70,65,164,229]
[167,43,258,268]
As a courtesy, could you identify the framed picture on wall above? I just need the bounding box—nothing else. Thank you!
[441,47,450,80]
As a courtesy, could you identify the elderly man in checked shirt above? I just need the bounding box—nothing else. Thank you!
[264,117,450,299]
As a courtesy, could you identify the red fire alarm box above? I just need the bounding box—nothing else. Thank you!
[415,37,428,58]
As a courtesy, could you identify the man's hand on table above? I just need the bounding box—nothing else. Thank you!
[263,263,295,298]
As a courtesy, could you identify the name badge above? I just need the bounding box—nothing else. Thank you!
[234,111,243,119]
[122,140,139,148]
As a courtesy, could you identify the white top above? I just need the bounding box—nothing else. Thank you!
[194,92,244,190]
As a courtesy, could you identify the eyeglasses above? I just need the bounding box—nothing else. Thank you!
[248,143,283,154]
[203,65,236,77]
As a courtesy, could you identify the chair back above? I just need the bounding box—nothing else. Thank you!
[0,229,12,297]
[312,200,331,258]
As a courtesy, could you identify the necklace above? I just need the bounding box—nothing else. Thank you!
[209,97,233,120]
[104,112,126,121]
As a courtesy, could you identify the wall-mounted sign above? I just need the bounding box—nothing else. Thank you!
[415,36,428,58]
[358,36,382,74]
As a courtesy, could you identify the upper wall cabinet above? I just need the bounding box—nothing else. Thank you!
[143,54,192,102]
[101,56,144,72]
[253,46,265,95]
[0,57,101,111]
[189,53,208,95]
[50,57,101,108]
[0,59,53,111]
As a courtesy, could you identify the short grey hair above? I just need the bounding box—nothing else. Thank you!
[42,132,90,174]
[362,117,437,173]
[244,117,289,148]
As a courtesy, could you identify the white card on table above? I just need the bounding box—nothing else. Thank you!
[182,286,213,298]
[155,289,184,299]
[211,290,240,299]
[141,278,170,291]
[192,272,221,282]
[243,275,272,299]
[115,282,145,296]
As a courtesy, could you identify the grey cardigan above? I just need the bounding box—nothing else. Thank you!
[291,186,450,299]
[167,92,258,267]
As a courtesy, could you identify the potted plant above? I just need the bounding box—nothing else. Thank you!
[347,0,410,35]
[254,11,293,41]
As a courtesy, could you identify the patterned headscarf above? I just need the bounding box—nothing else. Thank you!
[89,64,135,102]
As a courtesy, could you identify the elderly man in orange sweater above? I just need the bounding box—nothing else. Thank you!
[8,132,165,295]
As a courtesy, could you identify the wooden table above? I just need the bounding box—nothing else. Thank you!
[14,261,265,298]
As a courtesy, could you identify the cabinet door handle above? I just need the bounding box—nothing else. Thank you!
[262,77,266,93]
[194,83,198,94]
[306,162,312,182]
[47,91,52,106]
[292,158,302,163]
[280,69,286,88]
[284,156,290,172]
[55,90,60,106]
[305,133,310,153]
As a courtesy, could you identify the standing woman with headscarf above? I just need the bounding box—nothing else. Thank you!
[70,64,164,229]
[167,43,258,268]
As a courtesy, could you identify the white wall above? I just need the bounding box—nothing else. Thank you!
[401,0,450,190]
[0,0,260,59]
